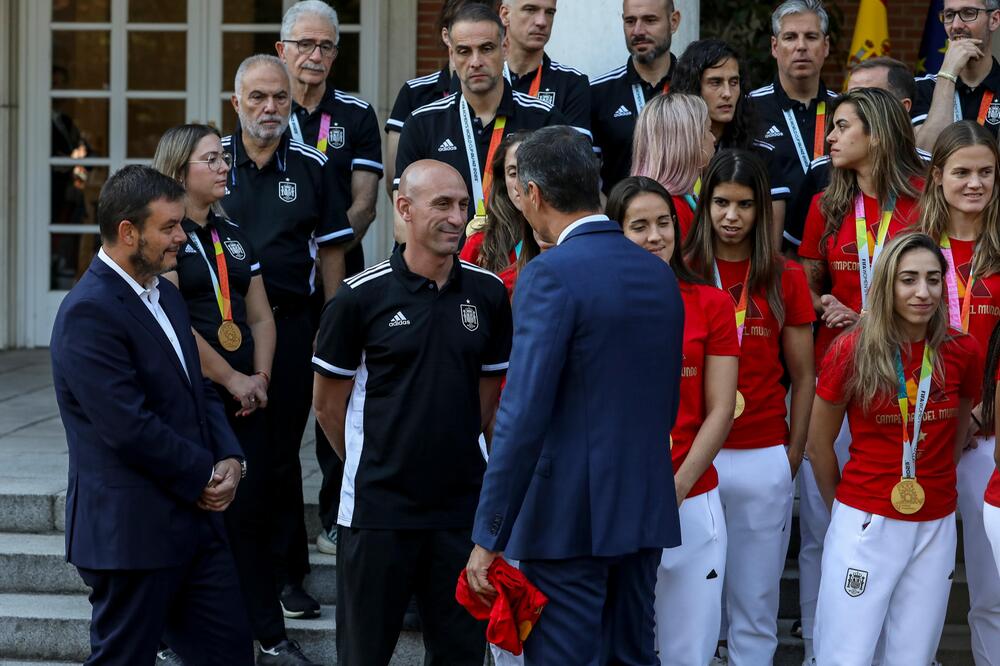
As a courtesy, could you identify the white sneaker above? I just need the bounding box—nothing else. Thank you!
[709,656,728,665]
[315,527,337,555]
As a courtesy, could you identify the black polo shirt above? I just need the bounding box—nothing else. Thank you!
[220,130,352,305]
[290,87,383,277]
[385,67,459,134]
[590,55,674,193]
[749,77,839,248]
[394,80,564,219]
[175,213,261,374]
[312,247,513,529]
[912,58,1000,138]
[506,52,591,137]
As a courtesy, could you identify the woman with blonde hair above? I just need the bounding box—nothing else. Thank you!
[686,149,815,664]
[918,120,1000,660]
[809,232,980,664]
[631,93,716,239]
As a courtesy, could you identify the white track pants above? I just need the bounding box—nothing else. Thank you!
[654,488,727,665]
[814,502,955,666]
[985,501,1000,579]
[957,437,1000,665]
[716,445,793,665]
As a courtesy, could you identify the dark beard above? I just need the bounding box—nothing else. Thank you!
[631,39,670,66]
[129,237,160,284]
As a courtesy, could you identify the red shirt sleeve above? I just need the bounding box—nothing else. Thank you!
[816,333,855,404]
[703,286,739,356]
[782,260,817,326]
[460,231,485,265]
[798,193,827,261]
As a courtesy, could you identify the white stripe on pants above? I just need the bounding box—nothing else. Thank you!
[957,436,1000,665]
[797,416,852,641]
[654,487,727,665]
[985,502,1000,579]
[716,444,793,664]
[814,502,955,666]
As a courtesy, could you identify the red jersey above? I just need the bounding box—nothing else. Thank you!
[461,230,518,297]
[943,238,1000,363]
[799,189,920,367]
[715,257,815,449]
[817,331,982,521]
[673,195,697,242]
[672,281,740,496]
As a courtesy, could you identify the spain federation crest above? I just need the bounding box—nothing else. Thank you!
[329,126,345,149]
[278,180,297,203]
[844,568,868,598]
[538,90,556,106]
[460,303,479,331]
[224,240,246,261]
[987,101,1000,126]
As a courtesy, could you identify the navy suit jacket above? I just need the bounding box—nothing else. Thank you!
[50,256,243,570]
[472,217,684,561]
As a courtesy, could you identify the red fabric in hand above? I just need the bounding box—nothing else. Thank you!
[455,558,548,655]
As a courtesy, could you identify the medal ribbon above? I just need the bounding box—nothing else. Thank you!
[955,90,997,123]
[713,260,752,346]
[894,344,934,480]
[188,228,233,323]
[459,97,507,218]
[939,233,976,331]
[502,62,545,98]
[683,177,702,212]
[854,192,897,310]
[288,112,332,152]
[783,101,826,174]
[631,81,670,115]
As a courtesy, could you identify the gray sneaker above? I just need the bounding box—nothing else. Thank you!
[315,526,337,555]
[155,649,185,666]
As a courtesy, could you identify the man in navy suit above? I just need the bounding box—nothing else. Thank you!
[465,126,684,664]
[50,165,253,665]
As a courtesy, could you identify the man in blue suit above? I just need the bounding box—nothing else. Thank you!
[466,126,684,664]
[50,165,253,665]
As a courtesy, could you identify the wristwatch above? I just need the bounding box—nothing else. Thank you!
[238,458,247,479]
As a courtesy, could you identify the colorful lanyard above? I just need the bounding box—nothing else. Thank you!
[855,192,897,310]
[459,97,507,219]
[187,227,233,324]
[783,101,826,174]
[502,62,544,97]
[289,112,332,152]
[713,260,752,346]
[683,177,702,211]
[631,81,670,115]
[894,343,934,480]
[939,233,976,331]
[953,90,995,124]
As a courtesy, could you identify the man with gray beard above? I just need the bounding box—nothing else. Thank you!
[220,54,351,652]
[590,0,681,192]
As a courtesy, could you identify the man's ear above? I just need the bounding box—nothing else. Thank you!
[117,219,138,247]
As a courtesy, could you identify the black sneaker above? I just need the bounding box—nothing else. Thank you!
[258,639,322,665]
[280,584,321,619]
[155,648,186,665]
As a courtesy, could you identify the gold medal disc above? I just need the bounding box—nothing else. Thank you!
[669,435,674,451]
[734,390,745,419]
[890,477,925,515]
[218,320,242,352]
[466,215,487,237]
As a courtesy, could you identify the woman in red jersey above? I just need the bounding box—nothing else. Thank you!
[795,87,925,657]
[631,93,716,240]
[918,120,1000,659]
[808,232,981,665]
[685,149,815,664]
[982,326,1000,575]
[607,176,738,665]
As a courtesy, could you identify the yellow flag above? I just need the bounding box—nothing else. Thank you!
[846,0,890,71]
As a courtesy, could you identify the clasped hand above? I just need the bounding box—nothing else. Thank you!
[198,458,242,512]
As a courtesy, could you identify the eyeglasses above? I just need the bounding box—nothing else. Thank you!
[188,152,232,171]
[281,39,338,57]
[940,7,997,23]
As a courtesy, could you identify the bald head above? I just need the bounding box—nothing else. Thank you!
[396,160,469,257]
[398,159,467,200]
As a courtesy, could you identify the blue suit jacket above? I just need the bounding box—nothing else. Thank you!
[473,218,684,560]
[50,256,243,570]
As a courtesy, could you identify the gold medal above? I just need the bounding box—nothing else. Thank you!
[734,390,745,419]
[466,215,487,237]
[669,435,674,451]
[218,320,242,352]
[890,477,925,515]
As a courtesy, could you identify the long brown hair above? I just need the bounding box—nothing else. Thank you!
[918,120,1000,280]
[479,130,536,273]
[818,88,924,252]
[685,149,785,325]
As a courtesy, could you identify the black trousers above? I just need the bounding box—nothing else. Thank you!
[78,521,253,666]
[268,307,314,588]
[315,420,343,532]
[217,386,287,647]
[335,526,487,666]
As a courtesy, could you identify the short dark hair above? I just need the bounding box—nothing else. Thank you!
[448,3,505,39]
[97,165,186,243]
[438,0,492,35]
[517,126,601,214]
[850,56,916,103]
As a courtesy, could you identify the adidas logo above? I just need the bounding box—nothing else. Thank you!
[389,311,411,327]
[765,125,783,139]
[438,139,458,152]
[184,245,197,254]
[613,105,632,118]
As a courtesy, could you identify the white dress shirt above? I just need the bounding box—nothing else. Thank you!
[556,214,611,245]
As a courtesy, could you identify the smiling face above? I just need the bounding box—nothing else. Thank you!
[942,0,1000,44]
[710,180,756,249]
[700,57,740,126]
[622,191,675,262]
[935,143,997,218]
[893,248,943,332]
[398,163,469,257]
[771,11,829,83]
[129,198,188,281]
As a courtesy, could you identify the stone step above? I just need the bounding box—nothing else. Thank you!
[0,593,426,665]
